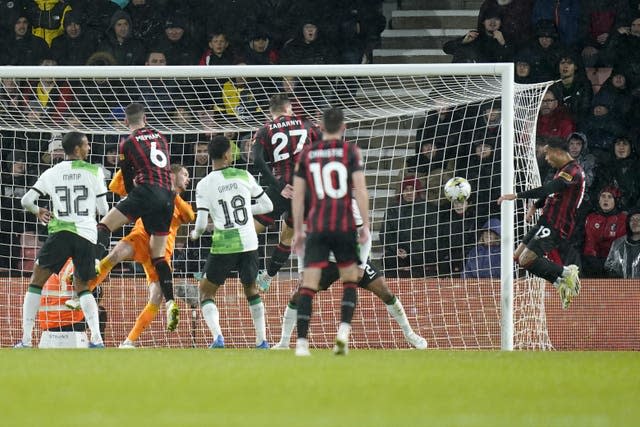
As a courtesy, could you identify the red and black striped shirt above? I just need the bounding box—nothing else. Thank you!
[254,114,319,185]
[542,160,585,238]
[119,126,172,191]
[296,139,363,233]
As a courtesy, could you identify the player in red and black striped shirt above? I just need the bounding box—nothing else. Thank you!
[251,93,320,291]
[498,136,585,309]
[291,107,369,356]
[96,103,180,330]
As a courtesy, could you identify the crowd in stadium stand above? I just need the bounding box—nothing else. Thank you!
[2,0,640,280]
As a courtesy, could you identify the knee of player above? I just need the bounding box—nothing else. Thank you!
[242,282,259,298]
[148,282,163,305]
[366,278,392,301]
[198,279,218,299]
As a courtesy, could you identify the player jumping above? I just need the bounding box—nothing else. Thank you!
[498,136,584,309]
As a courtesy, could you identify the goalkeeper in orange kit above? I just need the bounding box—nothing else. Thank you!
[69,164,194,345]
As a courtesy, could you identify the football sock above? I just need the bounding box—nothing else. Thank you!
[385,296,413,336]
[526,257,563,284]
[266,243,291,277]
[79,290,103,344]
[296,288,317,339]
[340,282,358,325]
[152,257,174,302]
[88,257,115,292]
[127,302,159,342]
[279,302,298,345]
[21,285,42,346]
[247,294,266,344]
[201,299,222,340]
[96,223,111,258]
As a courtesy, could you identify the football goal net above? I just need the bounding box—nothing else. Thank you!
[0,64,551,350]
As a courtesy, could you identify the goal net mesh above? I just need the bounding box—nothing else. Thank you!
[0,66,551,349]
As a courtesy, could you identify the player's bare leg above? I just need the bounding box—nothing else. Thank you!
[256,221,293,292]
[295,268,321,356]
[150,233,178,330]
[199,278,224,348]
[242,282,268,348]
[120,282,163,349]
[517,247,579,309]
[365,277,428,349]
[334,263,360,356]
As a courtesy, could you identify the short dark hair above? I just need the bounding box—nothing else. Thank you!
[125,103,145,123]
[269,93,290,114]
[208,135,230,160]
[61,131,86,155]
[322,107,344,134]
[545,136,569,152]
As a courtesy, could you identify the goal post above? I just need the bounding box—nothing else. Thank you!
[0,64,550,350]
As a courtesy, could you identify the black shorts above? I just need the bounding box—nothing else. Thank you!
[203,250,259,286]
[522,221,561,258]
[115,184,175,234]
[304,231,359,269]
[254,186,292,228]
[318,260,383,290]
[37,231,97,281]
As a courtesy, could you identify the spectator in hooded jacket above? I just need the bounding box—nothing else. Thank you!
[462,218,502,279]
[478,0,534,49]
[50,11,96,65]
[605,208,640,278]
[279,19,337,65]
[443,7,513,63]
[580,0,631,67]
[157,16,199,65]
[579,90,626,157]
[532,0,581,48]
[518,19,564,82]
[595,135,640,210]
[242,31,278,65]
[514,50,536,83]
[2,13,49,65]
[605,15,640,93]
[97,10,145,65]
[28,0,72,47]
[125,0,164,45]
[582,185,627,277]
[550,51,593,122]
[437,198,478,276]
[596,68,634,122]
[567,132,596,201]
[379,176,438,278]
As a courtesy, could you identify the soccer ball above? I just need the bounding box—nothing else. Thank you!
[444,176,472,202]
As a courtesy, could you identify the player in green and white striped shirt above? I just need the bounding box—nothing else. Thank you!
[190,135,273,349]
[15,131,109,348]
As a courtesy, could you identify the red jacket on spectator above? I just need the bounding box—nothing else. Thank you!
[584,210,627,258]
[537,106,575,139]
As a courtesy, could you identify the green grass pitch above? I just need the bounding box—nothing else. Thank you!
[0,349,637,427]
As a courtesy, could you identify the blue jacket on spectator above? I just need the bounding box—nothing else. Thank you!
[462,218,501,279]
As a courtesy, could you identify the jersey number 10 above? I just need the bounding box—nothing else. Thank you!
[309,161,348,200]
